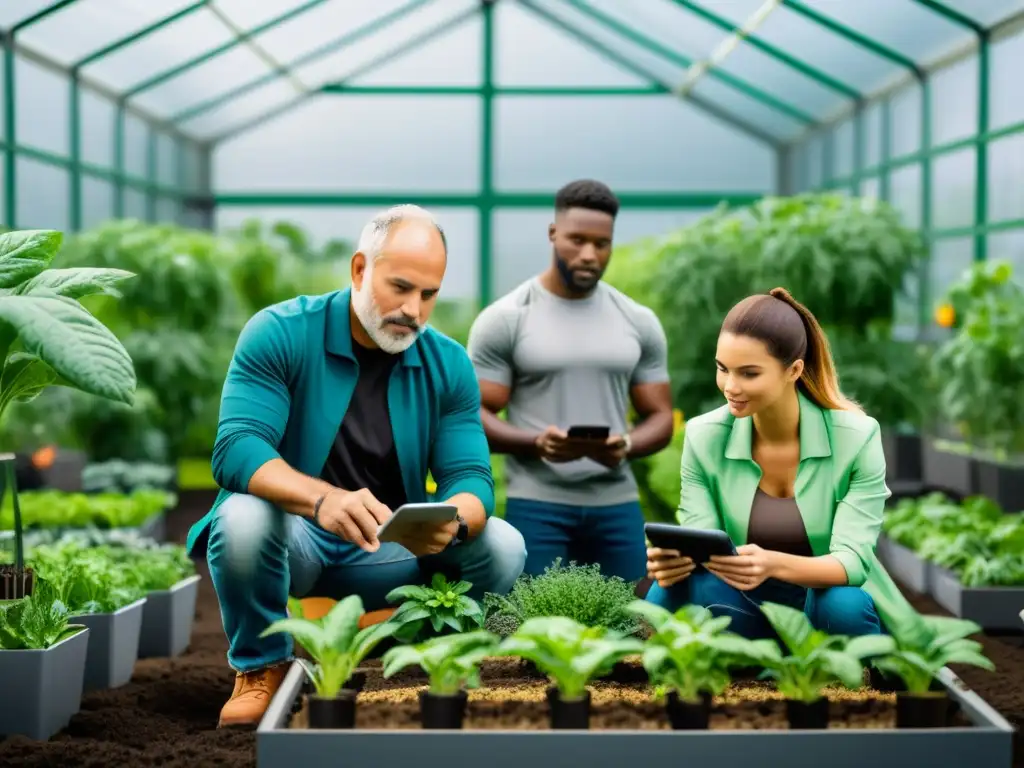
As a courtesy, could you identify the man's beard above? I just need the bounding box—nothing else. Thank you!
[554,249,602,293]
[351,264,422,355]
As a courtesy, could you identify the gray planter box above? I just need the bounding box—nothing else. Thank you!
[256,664,1014,768]
[0,626,90,740]
[876,535,930,594]
[928,564,1024,631]
[974,458,1024,514]
[137,512,166,541]
[138,574,200,659]
[921,441,976,499]
[71,598,146,691]
[882,432,922,484]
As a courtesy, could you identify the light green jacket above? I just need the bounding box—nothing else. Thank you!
[678,391,926,644]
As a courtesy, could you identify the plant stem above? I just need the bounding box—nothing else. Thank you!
[4,458,23,572]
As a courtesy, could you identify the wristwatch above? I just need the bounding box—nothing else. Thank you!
[447,515,469,549]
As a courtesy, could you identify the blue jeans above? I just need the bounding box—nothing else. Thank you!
[503,497,647,582]
[646,570,882,640]
[207,493,527,672]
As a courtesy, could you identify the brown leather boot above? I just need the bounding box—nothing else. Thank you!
[218,662,290,729]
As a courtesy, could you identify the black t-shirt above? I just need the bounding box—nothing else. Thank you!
[320,341,408,512]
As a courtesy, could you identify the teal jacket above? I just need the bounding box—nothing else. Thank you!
[679,391,927,645]
[185,288,495,557]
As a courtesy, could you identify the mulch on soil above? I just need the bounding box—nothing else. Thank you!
[0,490,1021,766]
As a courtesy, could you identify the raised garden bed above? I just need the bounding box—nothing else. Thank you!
[71,597,147,691]
[882,432,922,484]
[876,535,929,594]
[138,573,201,659]
[921,440,975,500]
[257,658,1014,768]
[928,565,1024,632]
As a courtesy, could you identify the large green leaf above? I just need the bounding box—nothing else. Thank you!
[0,352,56,417]
[0,230,62,289]
[0,294,135,405]
[15,267,135,300]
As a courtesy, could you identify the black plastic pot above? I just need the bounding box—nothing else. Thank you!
[896,692,949,728]
[419,689,468,729]
[883,432,923,483]
[786,697,829,729]
[665,691,712,730]
[975,458,1024,515]
[307,690,356,729]
[547,687,590,730]
[343,671,366,693]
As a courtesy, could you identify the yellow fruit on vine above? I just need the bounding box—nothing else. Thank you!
[935,303,955,328]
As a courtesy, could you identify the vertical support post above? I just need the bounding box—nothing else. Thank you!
[146,128,158,222]
[69,71,82,231]
[822,130,834,190]
[974,32,989,262]
[4,37,16,228]
[919,79,932,334]
[852,102,865,196]
[113,100,126,217]
[175,135,186,225]
[478,0,495,309]
[879,97,891,201]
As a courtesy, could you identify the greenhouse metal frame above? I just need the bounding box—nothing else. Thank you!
[1,0,1022,315]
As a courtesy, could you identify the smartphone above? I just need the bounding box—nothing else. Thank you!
[644,523,738,565]
[377,502,459,543]
[567,425,610,440]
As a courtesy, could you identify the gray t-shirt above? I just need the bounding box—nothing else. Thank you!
[467,277,670,506]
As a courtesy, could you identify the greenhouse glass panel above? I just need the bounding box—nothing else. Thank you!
[931,149,976,230]
[213,95,479,192]
[16,158,69,231]
[987,133,1024,224]
[80,87,116,168]
[889,165,922,229]
[15,55,68,155]
[0,0,55,29]
[156,197,181,225]
[211,0,323,31]
[81,176,114,229]
[183,142,205,193]
[930,55,979,147]
[18,0,199,67]
[893,271,920,339]
[708,0,899,93]
[929,237,974,306]
[859,176,880,201]
[124,113,149,179]
[124,187,148,221]
[889,82,922,159]
[989,30,1024,131]
[940,0,1024,26]
[988,230,1024,286]
[80,9,231,93]
[179,79,297,139]
[157,133,177,187]
[689,78,806,139]
[349,15,481,86]
[0,52,4,139]
[805,134,823,189]
[0,151,5,226]
[864,101,884,169]
[832,117,855,180]
[494,95,775,192]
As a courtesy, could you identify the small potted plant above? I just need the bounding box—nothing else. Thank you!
[869,614,994,728]
[385,573,484,644]
[758,603,894,729]
[261,594,399,729]
[381,629,498,728]
[496,616,643,729]
[625,600,777,729]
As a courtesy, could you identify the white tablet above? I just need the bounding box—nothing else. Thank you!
[377,502,459,543]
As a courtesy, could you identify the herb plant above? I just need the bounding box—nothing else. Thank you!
[496,616,643,700]
[483,559,641,638]
[261,595,399,698]
[385,573,484,644]
[870,615,994,694]
[382,630,498,696]
[757,603,894,703]
[0,579,83,650]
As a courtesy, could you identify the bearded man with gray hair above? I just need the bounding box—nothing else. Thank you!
[187,204,526,728]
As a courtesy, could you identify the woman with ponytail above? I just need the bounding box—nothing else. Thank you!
[645,288,923,643]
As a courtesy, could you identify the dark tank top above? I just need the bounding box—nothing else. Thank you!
[746,487,813,557]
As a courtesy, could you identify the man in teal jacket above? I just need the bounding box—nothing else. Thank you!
[186,205,527,728]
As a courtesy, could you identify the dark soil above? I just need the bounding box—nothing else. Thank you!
[0,490,1020,766]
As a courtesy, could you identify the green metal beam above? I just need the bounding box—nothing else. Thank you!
[519,0,782,147]
[170,0,432,125]
[320,84,665,96]
[975,35,989,263]
[3,39,14,227]
[562,0,816,126]
[911,0,986,33]
[782,0,923,77]
[210,4,478,144]
[214,191,765,207]
[122,0,332,99]
[73,1,208,69]
[480,0,495,308]
[670,0,861,101]
[69,73,81,230]
[11,0,80,32]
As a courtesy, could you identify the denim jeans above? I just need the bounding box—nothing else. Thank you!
[503,497,647,582]
[207,493,527,672]
[645,569,883,640]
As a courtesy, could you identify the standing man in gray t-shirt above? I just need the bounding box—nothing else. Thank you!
[467,179,674,582]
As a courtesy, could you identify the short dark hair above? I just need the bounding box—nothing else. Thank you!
[554,179,619,218]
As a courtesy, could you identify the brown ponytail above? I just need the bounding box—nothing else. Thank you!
[721,287,861,413]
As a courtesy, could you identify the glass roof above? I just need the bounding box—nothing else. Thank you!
[4,0,1022,144]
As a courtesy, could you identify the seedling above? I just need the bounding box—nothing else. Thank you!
[261,595,399,697]
[382,629,498,696]
[385,573,483,644]
[496,616,643,701]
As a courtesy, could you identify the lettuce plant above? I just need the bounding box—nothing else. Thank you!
[382,629,498,696]
[0,578,83,650]
[386,573,483,644]
[261,595,399,698]
[496,616,643,700]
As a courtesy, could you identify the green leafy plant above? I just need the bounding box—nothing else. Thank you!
[757,602,893,703]
[483,559,641,638]
[870,615,994,694]
[496,616,643,700]
[261,595,399,697]
[625,601,777,702]
[0,578,83,650]
[382,629,499,696]
[0,488,175,531]
[386,573,484,644]
[82,460,176,494]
